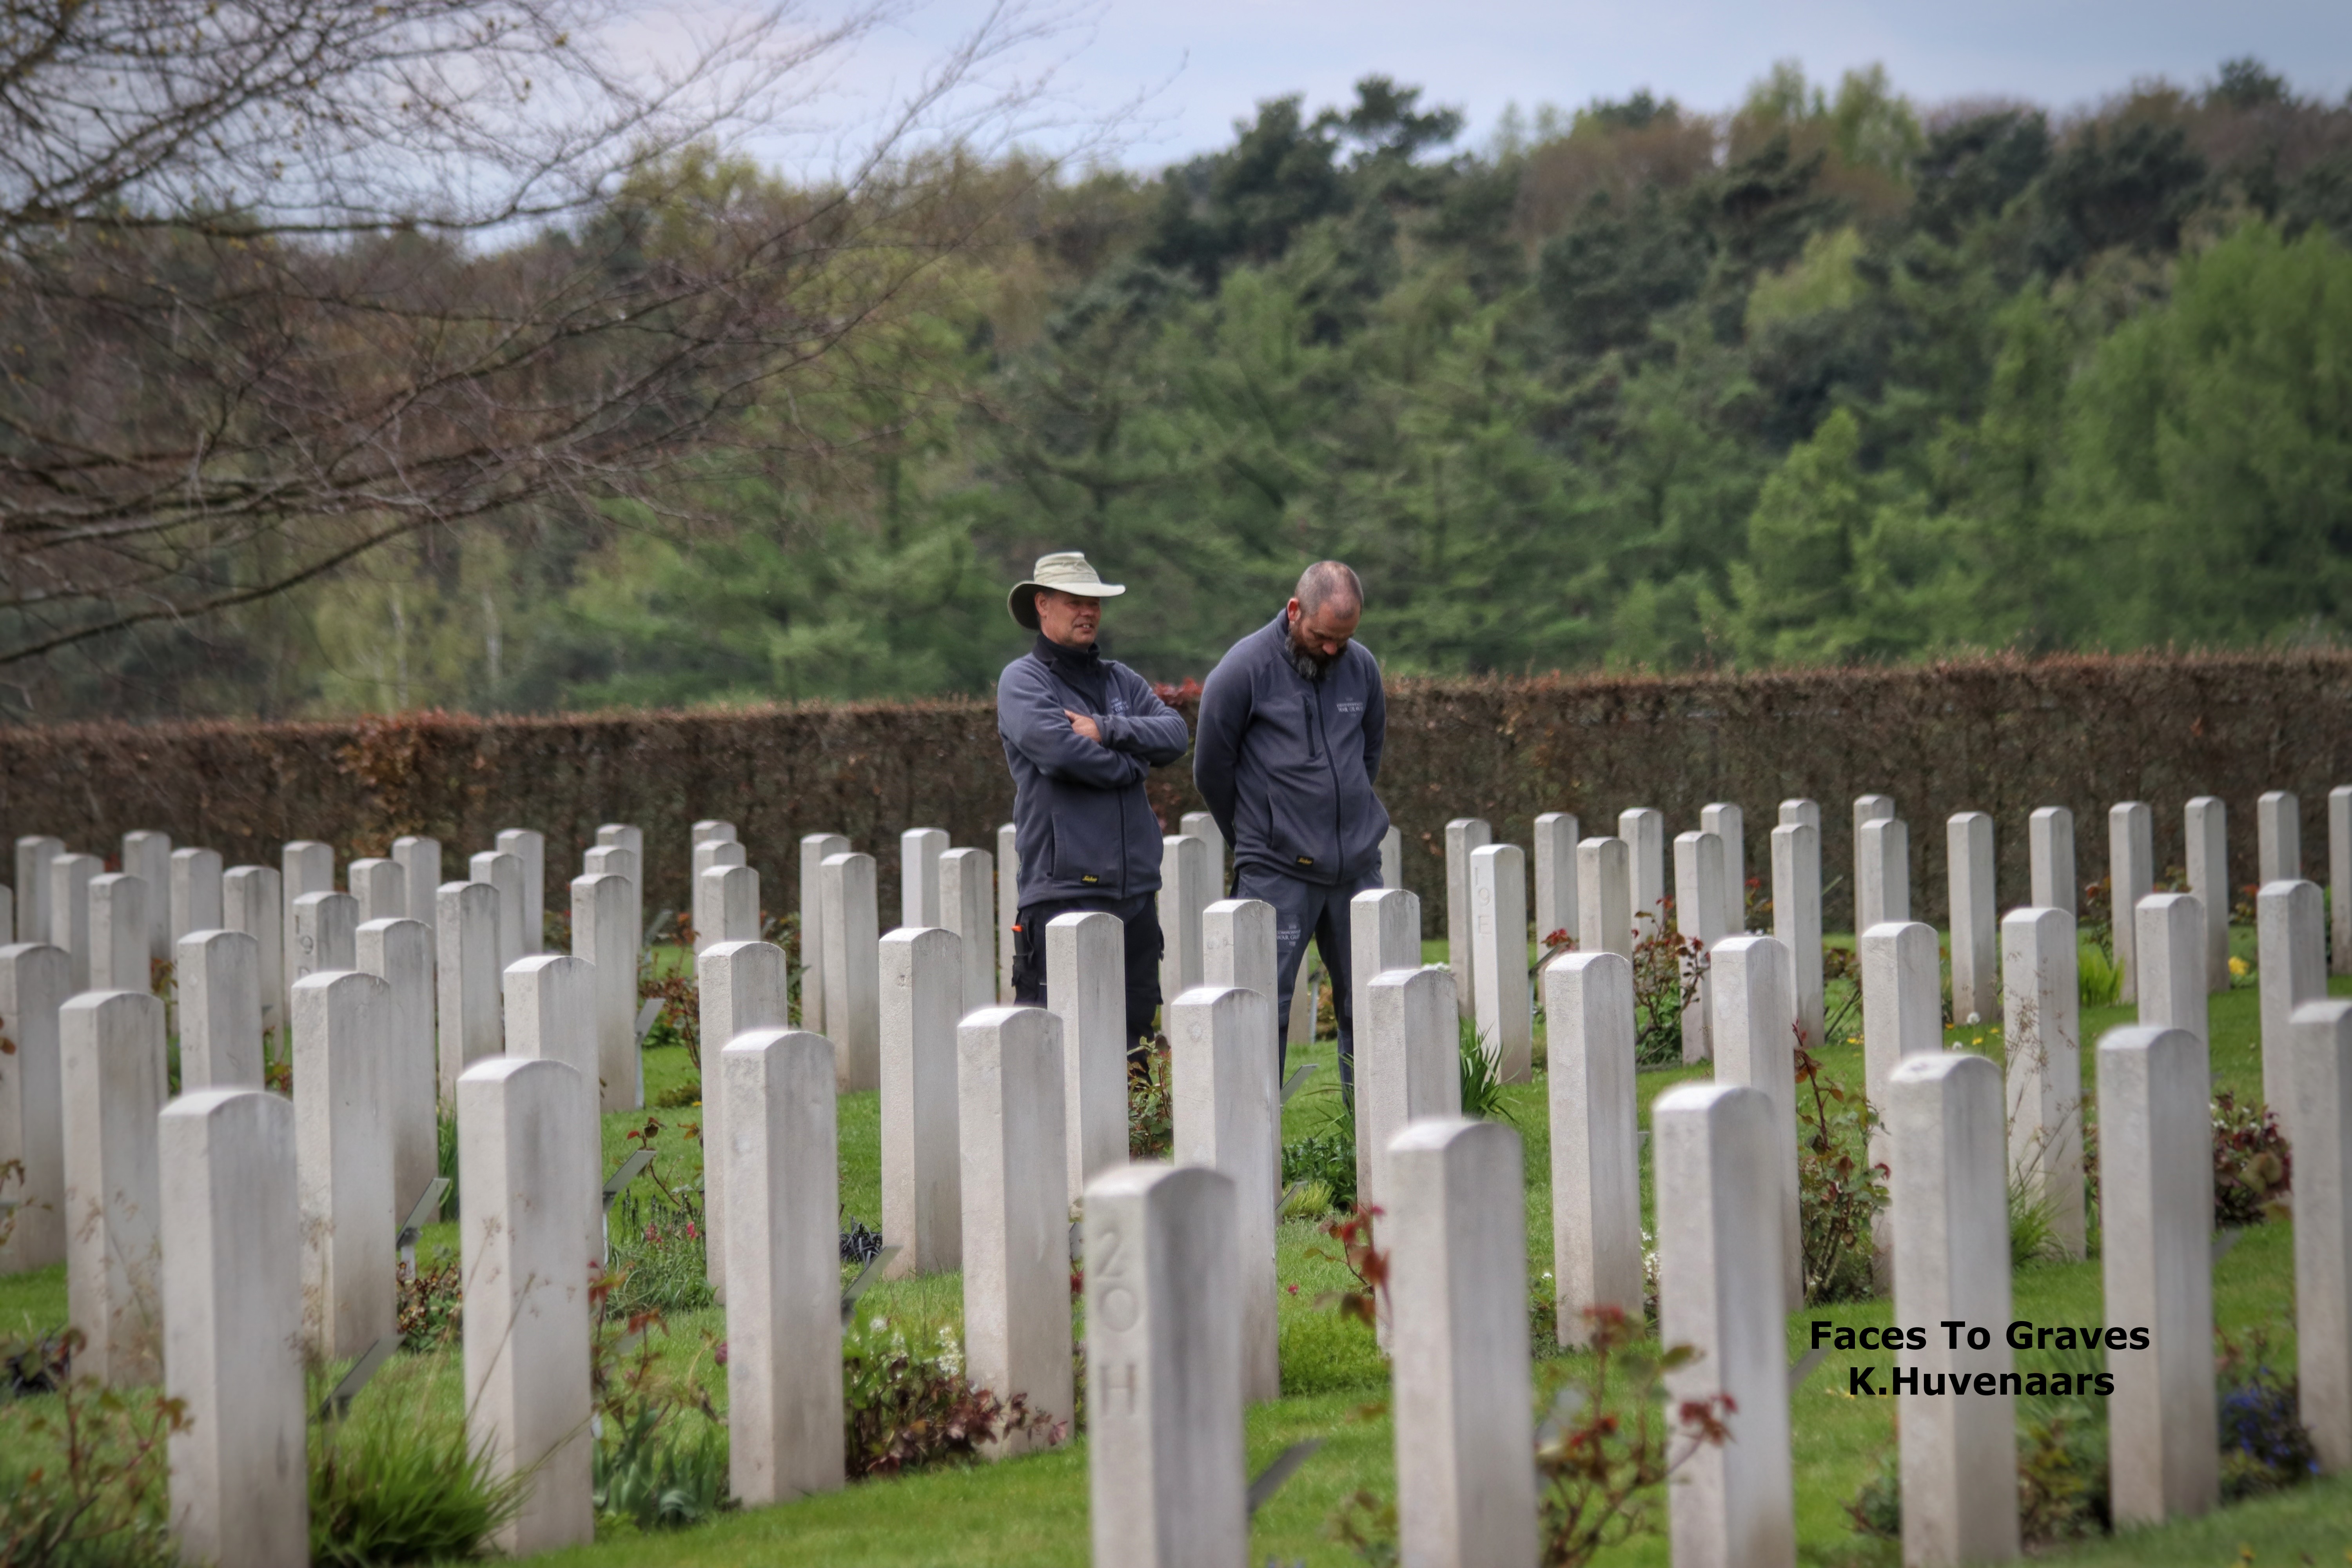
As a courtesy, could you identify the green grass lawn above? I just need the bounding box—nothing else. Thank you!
[3,927,2348,1566]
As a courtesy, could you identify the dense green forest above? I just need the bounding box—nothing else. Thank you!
[33,56,2352,718]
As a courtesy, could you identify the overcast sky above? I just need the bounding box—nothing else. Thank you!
[773,0,2352,167]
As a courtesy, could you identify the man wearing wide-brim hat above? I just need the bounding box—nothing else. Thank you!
[997,552,1191,1059]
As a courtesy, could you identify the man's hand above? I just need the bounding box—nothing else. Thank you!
[1065,709,1103,744]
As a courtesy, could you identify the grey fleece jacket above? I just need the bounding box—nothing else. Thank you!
[997,637,1191,906]
[1192,610,1390,887]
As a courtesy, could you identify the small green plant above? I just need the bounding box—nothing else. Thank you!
[1458,1017,1512,1123]
[1628,903,1705,1067]
[1127,1033,1174,1160]
[638,957,702,1064]
[395,1252,463,1351]
[1281,1100,1359,1212]
[840,1314,1057,1477]
[2216,1327,2319,1502]
[0,1343,183,1568]
[604,1197,715,1319]
[2007,1177,2062,1270]
[2078,878,2122,1007]
[592,1296,729,1533]
[1794,1040,1885,1304]
[1307,1205,1389,1335]
[310,1363,527,1566]
[2210,1092,2291,1227]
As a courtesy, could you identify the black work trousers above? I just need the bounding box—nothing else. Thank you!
[1009,890,1164,1065]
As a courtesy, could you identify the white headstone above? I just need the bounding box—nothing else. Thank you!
[495,828,545,955]
[436,879,503,1097]
[2110,801,2155,1004]
[357,917,437,1219]
[2135,892,2209,1055]
[2004,907,2085,1261]
[2257,879,2325,1143]
[170,846,226,949]
[1201,897,1277,1005]
[704,863,760,947]
[1862,919,1944,1269]
[1617,807,1665,938]
[1470,842,1533,1083]
[469,849,526,973]
[698,940,791,1297]
[691,839,746,955]
[1579,835,1633,960]
[1889,1051,2020,1564]
[900,826,948,929]
[122,831,171,962]
[1082,1162,1246,1568]
[2258,789,2301,886]
[88,872,150,992]
[2029,806,2077,916]
[820,852,881,1092]
[162,1088,306,1568]
[1049,911,1129,1207]
[49,851,99,990]
[1544,951,1641,1344]
[1710,933,1801,1310]
[1771,821,1825,1049]
[880,927,962,1276]
[2185,796,2230,994]
[1169,984,1280,1404]
[0,942,69,1273]
[177,929,263,1092]
[1445,817,1492,1010]
[223,864,285,1040]
[291,889,359,986]
[1357,966,1461,1227]
[347,856,406,928]
[13,835,61,951]
[459,1055,595,1554]
[597,824,644,861]
[799,832,849,1031]
[390,835,443,935]
[1348,886,1423,1200]
[2332,787,2352,975]
[1673,830,1727,1064]
[1181,811,1227,896]
[720,1028,846,1504]
[1780,797,1820,831]
[693,818,738,846]
[1533,811,1580,949]
[1158,834,1208,1008]
[997,822,1020,1004]
[1653,1081,1797,1568]
[939,847,997,1016]
[2290,999,2352,1474]
[1701,802,1746,932]
[61,988,164,1386]
[1947,811,1998,1025]
[281,840,335,1029]
[1856,815,1909,933]
[1386,1116,1539,1567]
[294,969,394,1361]
[505,954,603,1265]
[573,872,640,1114]
[2097,1024,2219,1525]
[958,1005,1074,1452]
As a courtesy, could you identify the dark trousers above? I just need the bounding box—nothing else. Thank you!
[1010,891,1163,1064]
[1234,864,1383,1093]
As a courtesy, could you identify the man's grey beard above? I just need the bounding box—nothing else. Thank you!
[1287,637,1336,680]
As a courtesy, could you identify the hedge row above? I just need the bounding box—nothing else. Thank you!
[5,650,2348,939]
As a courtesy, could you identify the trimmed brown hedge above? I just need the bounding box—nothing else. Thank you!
[6,651,2349,937]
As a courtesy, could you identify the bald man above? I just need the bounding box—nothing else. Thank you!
[1192,561,1392,1093]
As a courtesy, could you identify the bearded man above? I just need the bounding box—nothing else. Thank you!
[1191,560,1392,1091]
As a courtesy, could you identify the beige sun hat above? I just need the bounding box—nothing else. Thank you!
[1008,551,1126,629]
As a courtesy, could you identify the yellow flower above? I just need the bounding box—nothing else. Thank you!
[2228,955,2250,979]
